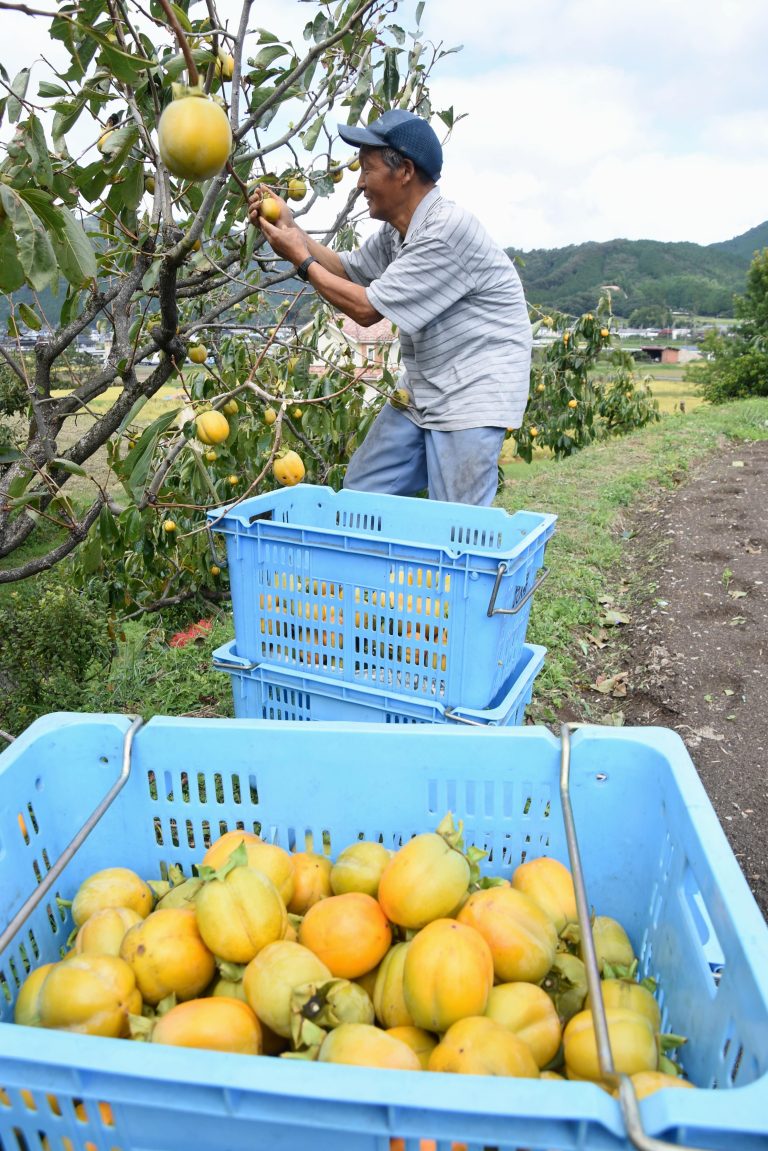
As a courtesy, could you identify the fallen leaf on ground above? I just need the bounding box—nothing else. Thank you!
[693,725,725,742]
[727,589,747,599]
[601,711,625,727]
[592,672,629,697]
[600,609,631,627]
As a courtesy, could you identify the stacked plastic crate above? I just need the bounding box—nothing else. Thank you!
[207,484,557,726]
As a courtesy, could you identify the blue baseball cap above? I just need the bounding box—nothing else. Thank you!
[337,110,442,182]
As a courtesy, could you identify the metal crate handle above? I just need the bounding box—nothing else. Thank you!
[212,655,258,672]
[0,716,144,957]
[487,562,549,617]
[559,723,707,1151]
[442,709,486,726]
[207,524,229,570]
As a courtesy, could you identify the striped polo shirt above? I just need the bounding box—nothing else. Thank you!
[338,187,532,431]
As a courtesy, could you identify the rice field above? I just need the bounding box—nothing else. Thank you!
[632,363,705,414]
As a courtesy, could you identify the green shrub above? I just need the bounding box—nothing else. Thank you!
[0,575,113,737]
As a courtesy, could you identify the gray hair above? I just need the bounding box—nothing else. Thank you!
[359,144,432,184]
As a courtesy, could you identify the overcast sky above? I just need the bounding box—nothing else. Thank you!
[2,0,767,252]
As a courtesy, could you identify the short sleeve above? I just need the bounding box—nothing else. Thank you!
[365,234,475,335]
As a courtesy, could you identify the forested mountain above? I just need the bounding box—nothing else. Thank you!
[507,221,768,319]
[709,220,768,261]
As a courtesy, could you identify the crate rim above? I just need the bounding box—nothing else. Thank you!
[2,1019,768,1141]
[206,484,558,562]
[212,638,547,723]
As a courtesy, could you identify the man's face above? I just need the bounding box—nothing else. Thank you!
[356,147,404,223]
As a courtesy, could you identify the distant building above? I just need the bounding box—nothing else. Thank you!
[337,316,399,376]
[316,316,400,397]
[638,346,703,364]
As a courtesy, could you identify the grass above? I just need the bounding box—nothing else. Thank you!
[87,616,236,721]
[495,399,768,722]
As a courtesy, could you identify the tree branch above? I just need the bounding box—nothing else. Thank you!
[0,497,104,583]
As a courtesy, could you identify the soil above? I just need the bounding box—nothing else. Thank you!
[558,438,768,922]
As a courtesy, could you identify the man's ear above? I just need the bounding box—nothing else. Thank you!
[400,157,416,184]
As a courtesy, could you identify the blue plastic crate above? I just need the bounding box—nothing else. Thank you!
[2,718,768,1151]
[207,485,556,709]
[212,640,546,725]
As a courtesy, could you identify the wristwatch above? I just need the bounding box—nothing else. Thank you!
[296,255,317,282]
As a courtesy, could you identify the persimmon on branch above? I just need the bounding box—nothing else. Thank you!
[0,0,446,612]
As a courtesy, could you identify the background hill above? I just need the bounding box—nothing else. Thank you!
[507,221,768,320]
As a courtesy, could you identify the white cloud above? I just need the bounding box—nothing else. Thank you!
[417,0,768,247]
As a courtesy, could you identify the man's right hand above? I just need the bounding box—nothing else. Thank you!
[247,184,292,229]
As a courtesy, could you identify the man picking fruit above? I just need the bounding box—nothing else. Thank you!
[248,110,531,506]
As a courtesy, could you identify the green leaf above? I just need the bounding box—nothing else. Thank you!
[167,3,192,33]
[300,116,325,151]
[50,457,89,477]
[52,98,88,151]
[123,408,181,500]
[141,260,161,293]
[97,121,139,164]
[16,188,64,233]
[0,187,58,291]
[98,504,120,544]
[23,115,55,188]
[8,491,42,510]
[382,48,400,103]
[37,81,69,98]
[76,160,110,204]
[252,44,288,69]
[50,207,98,287]
[121,161,145,211]
[75,26,154,84]
[7,68,30,124]
[0,216,25,292]
[120,505,144,544]
[159,46,211,84]
[80,530,102,574]
[17,302,42,331]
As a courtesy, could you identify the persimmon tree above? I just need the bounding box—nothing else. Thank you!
[513,296,660,463]
[0,0,456,615]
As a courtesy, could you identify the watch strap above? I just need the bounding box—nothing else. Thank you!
[296,255,317,281]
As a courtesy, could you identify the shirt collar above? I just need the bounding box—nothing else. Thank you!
[403,186,442,245]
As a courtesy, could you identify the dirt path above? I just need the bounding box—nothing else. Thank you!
[562,439,768,920]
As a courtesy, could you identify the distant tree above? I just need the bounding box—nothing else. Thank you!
[628,305,671,329]
[686,248,768,403]
[513,297,660,462]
